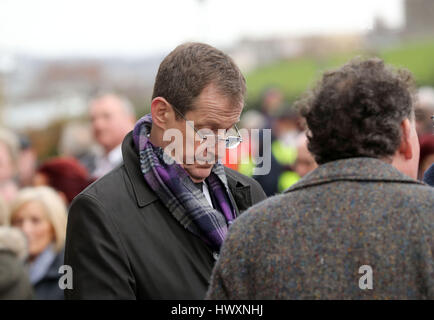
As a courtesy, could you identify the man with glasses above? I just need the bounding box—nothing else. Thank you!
[65,42,266,299]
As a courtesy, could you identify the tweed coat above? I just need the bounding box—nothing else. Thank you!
[206,157,434,299]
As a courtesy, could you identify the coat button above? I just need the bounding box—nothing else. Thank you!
[213,252,219,260]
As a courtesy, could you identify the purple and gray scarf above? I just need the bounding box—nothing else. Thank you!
[133,114,237,252]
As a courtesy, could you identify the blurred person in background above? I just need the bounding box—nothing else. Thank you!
[33,157,93,205]
[0,128,20,203]
[0,225,34,300]
[414,86,434,137]
[423,163,434,186]
[16,134,38,188]
[65,42,266,299]
[240,110,266,133]
[418,134,434,180]
[89,93,136,179]
[234,110,266,176]
[254,107,301,196]
[10,186,67,300]
[259,87,285,130]
[58,121,98,175]
[223,110,266,173]
[207,58,434,299]
[294,133,317,178]
[0,197,33,299]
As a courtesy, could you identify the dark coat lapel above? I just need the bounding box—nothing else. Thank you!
[224,168,252,215]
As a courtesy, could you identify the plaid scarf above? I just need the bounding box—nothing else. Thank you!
[132,114,237,252]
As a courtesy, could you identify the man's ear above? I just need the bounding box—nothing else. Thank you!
[398,118,413,160]
[151,97,174,130]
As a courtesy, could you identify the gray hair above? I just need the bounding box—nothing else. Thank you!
[0,226,28,260]
[89,92,135,117]
[58,121,95,157]
[416,86,434,113]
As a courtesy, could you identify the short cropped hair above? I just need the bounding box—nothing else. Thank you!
[10,186,67,252]
[89,93,135,117]
[152,42,246,118]
[297,58,415,165]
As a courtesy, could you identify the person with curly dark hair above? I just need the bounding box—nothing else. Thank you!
[207,58,434,299]
[299,58,417,169]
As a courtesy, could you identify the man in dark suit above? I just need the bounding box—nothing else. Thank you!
[207,58,434,299]
[64,43,266,299]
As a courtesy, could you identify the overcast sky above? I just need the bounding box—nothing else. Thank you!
[0,0,404,57]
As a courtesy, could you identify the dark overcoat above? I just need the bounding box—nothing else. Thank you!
[65,131,266,299]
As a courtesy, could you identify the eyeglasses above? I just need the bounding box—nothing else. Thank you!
[170,104,243,149]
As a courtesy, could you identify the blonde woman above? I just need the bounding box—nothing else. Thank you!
[10,186,67,299]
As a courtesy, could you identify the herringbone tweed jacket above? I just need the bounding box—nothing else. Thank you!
[207,157,434,299]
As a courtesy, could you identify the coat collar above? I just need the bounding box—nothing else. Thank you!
[122,131,249,212]
[224,168,252,216]
[285,157,425,193]
[122,131,158,207]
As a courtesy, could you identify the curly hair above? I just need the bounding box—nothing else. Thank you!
[296,58,416,165]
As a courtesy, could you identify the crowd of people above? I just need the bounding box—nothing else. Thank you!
[0,93,137,299]
[0,42,433,300]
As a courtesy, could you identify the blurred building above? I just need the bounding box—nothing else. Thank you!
[0,55,161,130]
[228,37,303,73]
[229,34,363,73]
[365,16,401,49]
[404,0,434,37]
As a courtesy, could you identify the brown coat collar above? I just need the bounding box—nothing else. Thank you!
[285,157,425,193]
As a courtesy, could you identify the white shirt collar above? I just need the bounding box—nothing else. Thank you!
[107,144,123,165]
